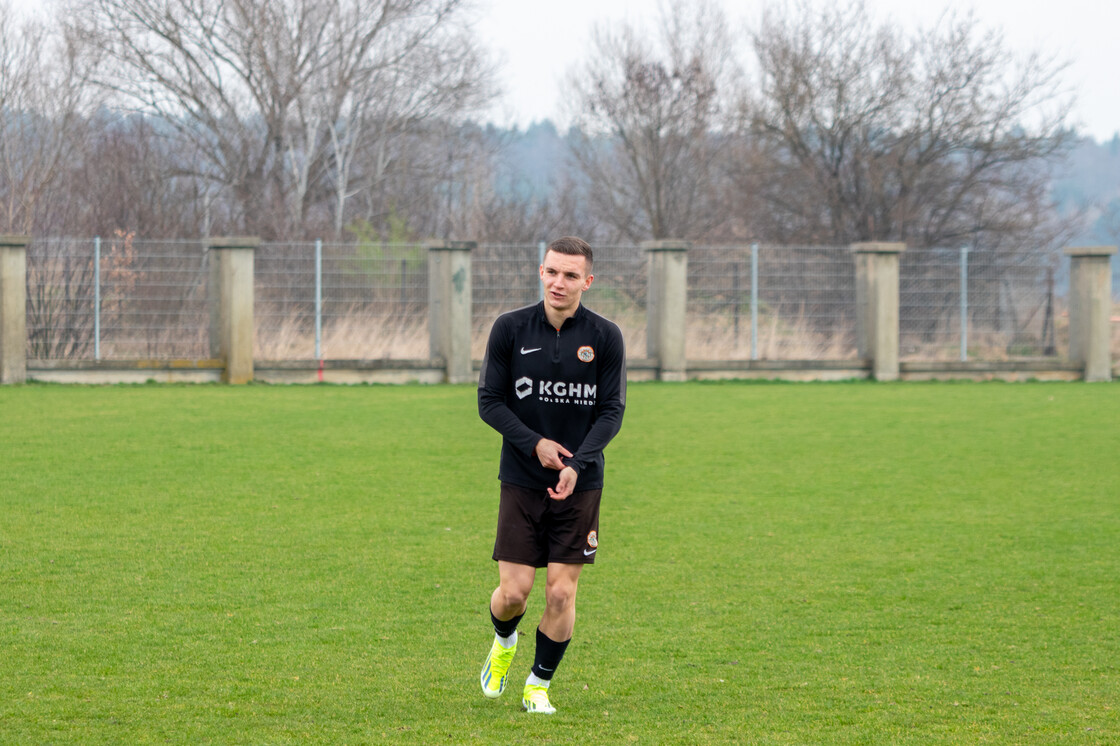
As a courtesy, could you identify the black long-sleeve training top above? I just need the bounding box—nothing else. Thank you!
[478,301,626,491]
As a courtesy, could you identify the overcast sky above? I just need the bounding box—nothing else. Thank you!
[477,0,1119,141]
[9,0,1119,141]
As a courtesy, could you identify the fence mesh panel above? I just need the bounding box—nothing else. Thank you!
[254,241,429,360]
[901,248,1062,361]
[26,237,209,360]
[472,244,541,357]
[580,244,647,353]
[255,242,313,359]
[687,245,857,360]
[1115,300,1120,368]
[472,244,648,357]
[25,238,96,360]
[22,237,1095,366]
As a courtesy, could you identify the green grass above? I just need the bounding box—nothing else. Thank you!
[1,381,1118,744]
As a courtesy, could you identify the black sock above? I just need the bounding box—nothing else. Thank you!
[531,627,571,681]
[491,608,524,639]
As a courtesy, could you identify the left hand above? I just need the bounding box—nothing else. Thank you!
[547,466,578,501]
[534,438,573,471]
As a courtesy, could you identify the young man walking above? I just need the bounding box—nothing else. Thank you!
[477,236,627,714]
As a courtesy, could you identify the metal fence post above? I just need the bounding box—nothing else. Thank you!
[959,245,969,362]
[94,236,102,361]
[314,238,322,360]
[750,243,759,361]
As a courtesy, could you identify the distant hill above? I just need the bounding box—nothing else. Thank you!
[484,120,571,205]
[1052,134,1120,246]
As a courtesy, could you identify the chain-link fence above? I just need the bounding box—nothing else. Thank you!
[25,238,95,360]
[471,244,648,358]
[688,245,858,361]
[23,238,1093,365]
[27,237,209,360]
[255,241,428,360]
[1115,300,1120,368]
[900,248,1063,361]
[472,243,541,359]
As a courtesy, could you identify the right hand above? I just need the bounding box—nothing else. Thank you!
[534,438,573,471]
[548,467,578,501]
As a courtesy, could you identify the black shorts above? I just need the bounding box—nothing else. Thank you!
[492,482,602,567]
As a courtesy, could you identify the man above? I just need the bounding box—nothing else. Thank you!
[477,236,626,714]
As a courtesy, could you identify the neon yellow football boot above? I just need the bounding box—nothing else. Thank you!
[521,683,557,714]
[480,637,517,698]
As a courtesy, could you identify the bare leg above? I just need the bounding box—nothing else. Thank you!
[482,561,535,699]
[539,562,583,641]
[491,560,535,620]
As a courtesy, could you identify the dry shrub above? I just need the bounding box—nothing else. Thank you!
[685,310,856,361]
[256,311,428,360]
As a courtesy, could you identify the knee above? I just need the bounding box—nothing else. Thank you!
[496,582,531,612]
[544,580,577,613]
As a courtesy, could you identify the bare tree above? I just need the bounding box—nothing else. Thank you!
[47,114,209,237]
[742,0,1076,248]
[67,0,494,239]
[315,14,496,239]
[0,1,100,234]
[563,0,738,242]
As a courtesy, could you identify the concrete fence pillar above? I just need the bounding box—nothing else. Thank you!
[1065,246,1116,382]
[0,235,29,384]
[207,237,257,384]
[852,242,906,381]
[427,240,475,384]
[643,240,689,382]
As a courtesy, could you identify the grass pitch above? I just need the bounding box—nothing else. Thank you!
[1,381,1118,744]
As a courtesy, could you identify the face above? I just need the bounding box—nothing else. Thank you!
[540,250,593,318]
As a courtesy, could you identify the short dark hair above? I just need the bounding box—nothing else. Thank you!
[546,236,593,272]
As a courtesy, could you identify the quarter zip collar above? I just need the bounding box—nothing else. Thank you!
[536,300,584,332]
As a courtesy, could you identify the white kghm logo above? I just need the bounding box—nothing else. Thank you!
[515,376,533,399]
[577,346,595,363]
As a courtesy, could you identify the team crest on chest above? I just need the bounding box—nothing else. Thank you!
[577,345,595,363]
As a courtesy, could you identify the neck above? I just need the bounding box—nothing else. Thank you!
[544,304,577,330]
